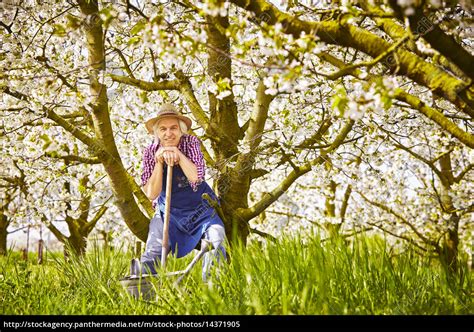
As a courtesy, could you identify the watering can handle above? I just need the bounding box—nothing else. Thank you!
[161,164,173,268]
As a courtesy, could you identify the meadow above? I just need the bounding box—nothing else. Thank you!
[0,234,471,315]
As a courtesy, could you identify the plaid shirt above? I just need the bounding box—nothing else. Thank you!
[141,134,205,193]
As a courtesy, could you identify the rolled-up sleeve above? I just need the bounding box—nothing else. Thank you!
[186,135,205,191]
[141,145,156,187]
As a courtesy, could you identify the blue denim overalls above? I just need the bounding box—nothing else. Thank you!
[140,164,226,281]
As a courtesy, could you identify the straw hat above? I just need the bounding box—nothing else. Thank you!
[144,104,192,135]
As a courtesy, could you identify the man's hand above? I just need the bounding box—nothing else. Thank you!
[155,147,181,166]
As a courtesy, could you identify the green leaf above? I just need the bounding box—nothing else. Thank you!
[78,183,87,194]
[130,19,146,36]
[127,36,141,46]
[52,24,67,37]
[140,91,149,104]
[39,134,51,143]
[331,87,348,117]
[66,14,82,30]
[381,95,393,110]
[47,151,59,158]
[99,7,115,28]
[42,141,52,151]
[39,134,52,150]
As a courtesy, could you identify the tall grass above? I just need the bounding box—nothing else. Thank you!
[0,234,471,314]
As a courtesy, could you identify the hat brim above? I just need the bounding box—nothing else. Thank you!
[145,114,192,135]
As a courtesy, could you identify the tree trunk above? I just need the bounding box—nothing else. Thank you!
[323,180,340,238]
[0,198,10,256]
[205,7,249,244]
[48,214,97,257]
[438,153,459,274]
[37,240,43,265]
[78,0,150,242]
[211,168,251,244]
[206,12,241,162]
[441,213,459,273]
[0,215,7,256]
[67,232,88,257]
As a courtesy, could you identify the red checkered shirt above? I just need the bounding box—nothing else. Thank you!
[141,134,205,194]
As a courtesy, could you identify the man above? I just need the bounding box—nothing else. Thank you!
[136,103,226,281]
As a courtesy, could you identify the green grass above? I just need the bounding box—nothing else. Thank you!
[0,234,471,315]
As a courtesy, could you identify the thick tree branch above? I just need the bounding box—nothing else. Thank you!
[204,6,241,160]
[237,163,312,221]
[392,90,474,149]
[359,0,468,81]
[173,70,214,133]
[4,87,104,152]
[340,184,352,224]
[84,205,108,235]
[250,168,269,179]
[126,173,154,218]
[202,193,230,227]
[234,75,275,176]
[44,152,101,164]
[318,51,474,148]
[242,74,275,151]
[74,176,91,223]
[405,4,474,81]
[188,128,216,167]
[296,117,332,149]
[109,72,220,142]
[229,0,474,117]
[110,46,136,79]
[238,119,354,221]
[430,147,455,164]
[454,164,473,183]
[78,0,151,242]
[45,107,105,155]
[42,214,67,244]
[109,74,179,91]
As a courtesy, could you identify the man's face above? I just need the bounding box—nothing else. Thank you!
[155,117,182,147]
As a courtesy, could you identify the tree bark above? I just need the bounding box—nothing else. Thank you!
[77,0,150,241]
[317,51,474,148]
[438,153,459,274]
[46,175,108,256]
[0,195,11,256]
[390,1,474,81]
[205,11,241,162]
[0,213,8,256]
[323,180,341,237]
[67,227,88,256]
[359,0,469,81]
[204,6,253,244]
[229,0,474,118]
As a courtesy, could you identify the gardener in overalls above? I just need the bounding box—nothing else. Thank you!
[136,103,226,281]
